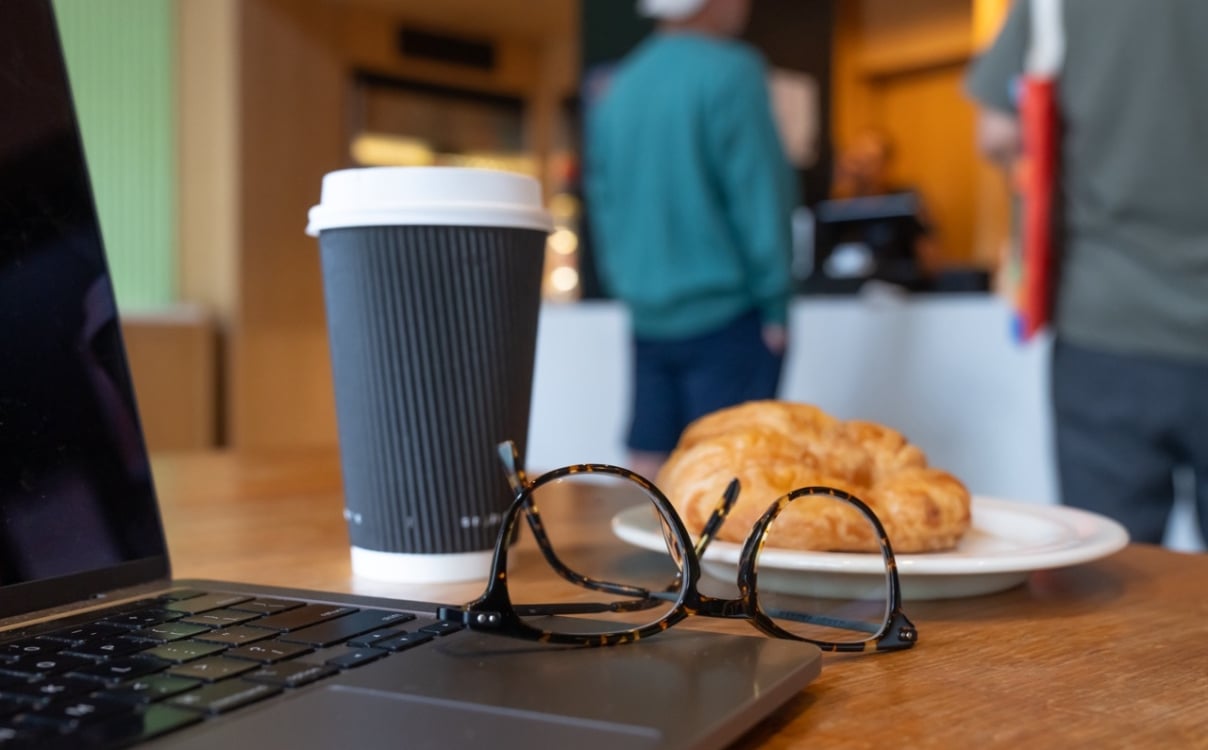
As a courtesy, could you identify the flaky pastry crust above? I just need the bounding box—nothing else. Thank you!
[656,401,971,553]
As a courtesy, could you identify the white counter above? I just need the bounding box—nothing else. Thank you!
[529,293,1203,551]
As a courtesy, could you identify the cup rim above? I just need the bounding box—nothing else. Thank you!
[306,166,554,236]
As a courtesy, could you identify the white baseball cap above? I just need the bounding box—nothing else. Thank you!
[638,0,710,20]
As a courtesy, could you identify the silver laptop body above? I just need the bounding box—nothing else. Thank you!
[0,2,821,748]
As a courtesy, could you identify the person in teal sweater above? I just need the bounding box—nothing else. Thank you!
[585,0,797,480]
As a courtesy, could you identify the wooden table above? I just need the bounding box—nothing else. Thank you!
[152,450,1208,748]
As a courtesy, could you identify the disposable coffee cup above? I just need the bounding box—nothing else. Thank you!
[306,167,551,583]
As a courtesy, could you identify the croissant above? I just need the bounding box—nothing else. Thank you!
[656,401,971,553]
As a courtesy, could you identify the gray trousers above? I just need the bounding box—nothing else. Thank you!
[1052,338,1208,546]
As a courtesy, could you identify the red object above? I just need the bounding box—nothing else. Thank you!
[1016,76,1060,341]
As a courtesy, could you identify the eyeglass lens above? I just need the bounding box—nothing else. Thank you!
[747,491,892,644]
[506,471,683,636]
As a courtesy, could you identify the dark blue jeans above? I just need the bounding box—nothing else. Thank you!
[627,309,783,454]
[1052,338,1208,545]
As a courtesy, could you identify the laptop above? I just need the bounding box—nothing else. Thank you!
[0,2,821,748]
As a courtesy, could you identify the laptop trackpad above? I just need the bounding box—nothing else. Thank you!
[162,685,664,750]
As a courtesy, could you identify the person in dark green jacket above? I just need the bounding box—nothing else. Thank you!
[585,0,797,480]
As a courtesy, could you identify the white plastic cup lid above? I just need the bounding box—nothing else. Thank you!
[306,166,553,236]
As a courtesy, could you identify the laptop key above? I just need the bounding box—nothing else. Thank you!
[168,679,281,715]
[324,647,388,670]
[346,627,412,648]
[2,676,97,702]
[167,656,259,683]
[0,723,55,749]
[0,690,45,710]
[127,621,213,644]
[0,724,39,746]
[99,609,185,630]
[180,609,261,628]
[223,641,313,664]
[0,676,23,691]
[0,697,26,718]
[163,593,254,615]
[244,661,338,689]
[375,631,436,652]
[279,610,414,647]
[14,694,133,732]
[0,653,92,679]
[419,621,464,637]
[77,704,203,746]
[68,656,170,686]
[63,637,153,660]
[192,626,275,646]
[227,598,306,615]
[0,640,64,661]
[141,640,227,664]
[35,623,129,646]
[106,674,202,704]
[244,604,358,633]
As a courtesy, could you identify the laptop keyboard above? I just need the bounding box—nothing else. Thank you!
[0,589,461,748]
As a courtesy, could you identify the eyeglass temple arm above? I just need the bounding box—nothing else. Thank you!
[760,606,882,635]
[512,590,679,617]
[692,478,741,559]
[623,480,739,603]
[444,592,673,623]
[616,477,734,599]
[514,601,886,640]
[496,440,671,601]
[497,437,598,587]
[497,440,529,495]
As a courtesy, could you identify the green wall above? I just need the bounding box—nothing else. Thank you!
[53,0,176,310]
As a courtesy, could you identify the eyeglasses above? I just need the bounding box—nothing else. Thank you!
[437,441,917,652]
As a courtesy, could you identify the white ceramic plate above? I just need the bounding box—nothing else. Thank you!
[610,497,1130,600]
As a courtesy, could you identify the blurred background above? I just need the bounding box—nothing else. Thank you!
[54,0,1008,450]
[52,0,1202,550]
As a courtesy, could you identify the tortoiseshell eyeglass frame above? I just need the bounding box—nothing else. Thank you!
[436,441,917,653]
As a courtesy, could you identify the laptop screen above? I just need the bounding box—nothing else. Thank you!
[0,0,170,619]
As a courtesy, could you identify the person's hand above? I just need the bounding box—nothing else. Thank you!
[761,324,788,355]
[975,109,1022,169]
